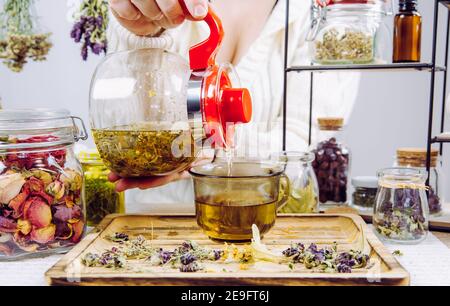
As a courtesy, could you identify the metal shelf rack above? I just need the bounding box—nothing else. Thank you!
[282,0,450,184]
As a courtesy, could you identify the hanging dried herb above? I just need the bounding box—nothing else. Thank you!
[0,0,52,72]
[70,0,108,60]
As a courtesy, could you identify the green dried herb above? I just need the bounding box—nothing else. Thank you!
[85,174,124,226]
[93,126,195,177]
[392,250,403,256]
[315,29,374,64]
[0,0,52,72]
[279,179,318,213]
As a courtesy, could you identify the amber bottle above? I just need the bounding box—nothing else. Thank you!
[393,0,422,63]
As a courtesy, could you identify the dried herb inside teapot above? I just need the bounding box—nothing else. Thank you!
[92,127,195,177]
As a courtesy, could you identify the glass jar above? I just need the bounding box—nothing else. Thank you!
[311,117,351,206]
[351,176,378,211]
[373,167,429,244]
[395,148,444,216]
[78,150,125,227]
[0,109,87,260]
[308,0,391,64]
[273,151,319,213]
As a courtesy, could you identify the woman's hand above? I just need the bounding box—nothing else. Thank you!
[108,171,190,192]
[109,0,209,36]
[108,152,214,192]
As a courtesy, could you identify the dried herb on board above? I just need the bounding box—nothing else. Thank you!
[0,0,52,72]
[81,228,371,274]
[92,126,195,177]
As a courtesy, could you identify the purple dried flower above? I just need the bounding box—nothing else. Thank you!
[211,249,223,261]
[180,253,197,265]
[180,262,201,273]
[81,45,88,61]
[159,251,173,264]
[337,263,352,273]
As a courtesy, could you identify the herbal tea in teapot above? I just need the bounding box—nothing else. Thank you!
[93,124,195,177]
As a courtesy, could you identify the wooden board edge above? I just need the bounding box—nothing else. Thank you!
[45,215,117,284]
[45,213,410,286]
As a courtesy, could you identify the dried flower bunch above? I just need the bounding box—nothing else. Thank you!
[0,0,52,72]
[315,29,374,63]
[0,136,85,257]
[70,0,108,60]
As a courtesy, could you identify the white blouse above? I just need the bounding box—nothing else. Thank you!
[106,0,360,213]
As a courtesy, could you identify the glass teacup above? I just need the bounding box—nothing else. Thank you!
[189,161,290,241]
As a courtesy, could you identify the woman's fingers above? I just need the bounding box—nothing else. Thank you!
[182,0,209,20]
[109,0,141,20]
[108,172,121,183]
[155,0,185,28]
[130,0,164,21]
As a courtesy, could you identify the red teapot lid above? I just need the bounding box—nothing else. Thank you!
[183,2,252,148]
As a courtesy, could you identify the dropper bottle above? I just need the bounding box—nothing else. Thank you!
[393,0,422,63]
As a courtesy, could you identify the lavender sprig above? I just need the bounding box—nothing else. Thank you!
[70,0,108,60]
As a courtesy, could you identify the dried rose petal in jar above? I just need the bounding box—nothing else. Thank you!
[0,109,87,260]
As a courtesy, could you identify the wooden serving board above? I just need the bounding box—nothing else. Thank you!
[45,214,409,286]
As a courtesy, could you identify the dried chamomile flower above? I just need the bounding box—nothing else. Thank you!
[315,28,374,63]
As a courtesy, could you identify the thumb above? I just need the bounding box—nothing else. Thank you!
[183,0,208,20]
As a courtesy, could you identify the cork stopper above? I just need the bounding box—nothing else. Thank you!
[318,117,344,131]
[396,147,439,168]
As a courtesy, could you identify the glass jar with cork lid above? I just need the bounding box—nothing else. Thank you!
[311,117,351,207]
[394,148,443,216]
[307,0,392,64]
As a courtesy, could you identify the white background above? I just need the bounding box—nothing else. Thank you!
[0,0,449,200]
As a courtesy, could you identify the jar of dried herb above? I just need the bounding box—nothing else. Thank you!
[351,176,378,211]
[394,148,444,216]
[274,151,319,214]
[311,117,351,207]
[373,167,429,244]
[78,150,125,226]
[307,0,391,64]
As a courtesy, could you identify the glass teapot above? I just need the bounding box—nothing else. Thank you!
[89,4,252,177]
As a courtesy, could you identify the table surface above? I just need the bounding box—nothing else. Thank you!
[434,232,450,247]
[1,200,450,286]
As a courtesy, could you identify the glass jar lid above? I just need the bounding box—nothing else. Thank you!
[316,0,390,14]
[377,167,426,189]
[396,147,439,168]
[317,117,344,131]
[0,109,87,150]
[351,176,378,189]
